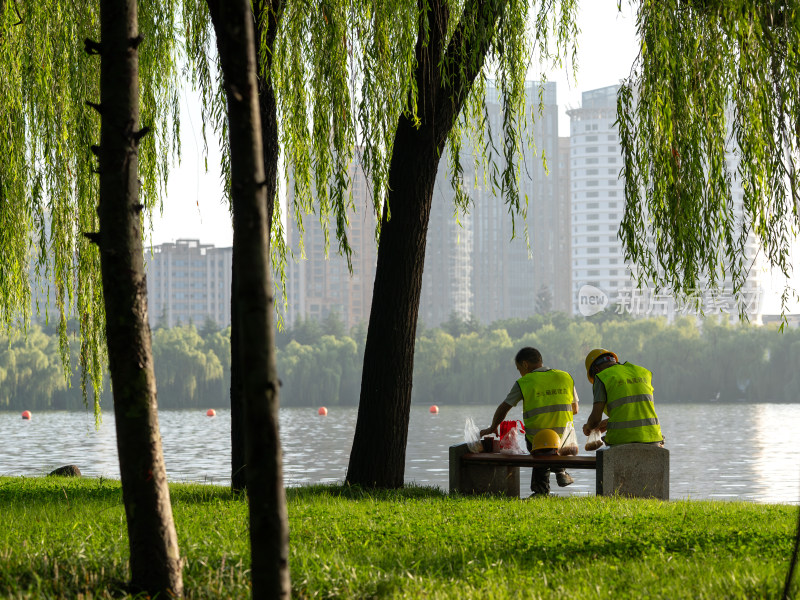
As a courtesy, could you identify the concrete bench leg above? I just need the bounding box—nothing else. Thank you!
[596,445,669,500]
[449,443,520,497]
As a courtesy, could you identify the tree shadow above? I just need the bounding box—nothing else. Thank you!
[286,482,449,502]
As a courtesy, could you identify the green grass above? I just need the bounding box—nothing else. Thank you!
[0,477,796,598]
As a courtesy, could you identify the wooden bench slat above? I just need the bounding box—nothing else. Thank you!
[462,452,597,469]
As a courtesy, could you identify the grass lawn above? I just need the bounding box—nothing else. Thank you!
[0,476,796,598]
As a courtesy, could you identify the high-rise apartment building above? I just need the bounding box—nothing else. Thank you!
[554,136,573,313]
[144,239,233,329]
[568,85,628,306]
[285,154,377,330]
[568,85,765,321]
[469,80,568,323]
[418,170,474,328]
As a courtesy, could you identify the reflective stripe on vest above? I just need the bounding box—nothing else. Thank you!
[518,369,574,443]
[596,362,662,445]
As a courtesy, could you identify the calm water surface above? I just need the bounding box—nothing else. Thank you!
[1,403,798,503]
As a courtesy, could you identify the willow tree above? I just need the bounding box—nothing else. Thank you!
[182,0,357,495]
[0,1,179,397]
[345,0,578,487]
[1,0,184,595]
[185,0,576,490]
[615,1,800,596]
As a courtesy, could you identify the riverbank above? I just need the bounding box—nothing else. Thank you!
[0,477,796,598]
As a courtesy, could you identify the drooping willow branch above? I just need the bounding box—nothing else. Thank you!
[618,0,800,315]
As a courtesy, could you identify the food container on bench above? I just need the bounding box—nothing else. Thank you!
[498,420,525,438]
[481,436,493,452]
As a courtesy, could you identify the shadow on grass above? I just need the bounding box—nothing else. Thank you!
[0,564,147,600]
[0,476,125,505]
[286,482,449,502]
[0,476,247,507]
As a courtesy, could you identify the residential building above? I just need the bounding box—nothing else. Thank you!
[568,84,765,322]
[285,154,377,330]
[469,80,566,323]
[568,85,628,309]
[419,178,473,327]
[554,136,572,313]
[144,239,233,329]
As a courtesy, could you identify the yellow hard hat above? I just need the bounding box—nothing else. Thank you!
[532,429,561,452]
[585,348,619,383]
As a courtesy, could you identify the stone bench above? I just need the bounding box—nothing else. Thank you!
[449,442,669,499]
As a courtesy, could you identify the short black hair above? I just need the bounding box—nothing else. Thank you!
[515,347,542,366]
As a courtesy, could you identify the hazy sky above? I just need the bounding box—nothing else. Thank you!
[149,1,798,313]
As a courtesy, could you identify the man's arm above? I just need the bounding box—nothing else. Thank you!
[480,402,512,437]
[571,385,579,415]
[583,379,608,435]
[583,401,606,435]
[480,381,522,437]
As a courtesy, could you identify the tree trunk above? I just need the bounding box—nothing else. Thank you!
[786,504,800,598]
[207,1,290,597]
[254,0,280,237]
[94,0,182,595]
[346,117,438,487]
[230,267,245,492]
[346,0,506,488]
[230,0,282,496]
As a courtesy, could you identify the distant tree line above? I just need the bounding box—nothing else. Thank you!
[2,312,799,411]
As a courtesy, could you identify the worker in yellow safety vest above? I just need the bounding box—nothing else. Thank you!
[581,348,664,446]
[480,347,579,496]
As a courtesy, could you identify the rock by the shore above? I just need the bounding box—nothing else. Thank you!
[48,465,82,477]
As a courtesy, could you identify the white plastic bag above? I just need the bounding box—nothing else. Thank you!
[558,422,579,456]
[464,417,482,453]
[585,428,604,451]
[499,423,528,455]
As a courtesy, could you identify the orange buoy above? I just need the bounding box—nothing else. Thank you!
[318,407,328,416]
[206,409,216,417]
[21,410,31,420]
[429,405,439,414]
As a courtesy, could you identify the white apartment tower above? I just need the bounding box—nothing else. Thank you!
[568,85,628,307]
[568,85,765,321]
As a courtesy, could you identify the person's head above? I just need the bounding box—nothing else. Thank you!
[584,348,619,383]
[515,347,543,376]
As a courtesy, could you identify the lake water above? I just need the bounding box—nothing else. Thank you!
[1,403,799,504]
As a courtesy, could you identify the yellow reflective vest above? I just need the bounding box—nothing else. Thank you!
[595,362,662,445]
[518,369,574,444]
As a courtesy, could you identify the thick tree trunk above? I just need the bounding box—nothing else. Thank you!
[207,1,290,597]
[346,0,505,488]
[345,117,439,487]
[230,0,282,496]
[94,0,182,595]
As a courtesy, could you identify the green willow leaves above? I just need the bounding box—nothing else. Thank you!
[184,0,579,272]
[0,1,182,410]
[618,1,800,310]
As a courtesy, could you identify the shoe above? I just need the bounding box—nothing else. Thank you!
[556,471,574,487]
